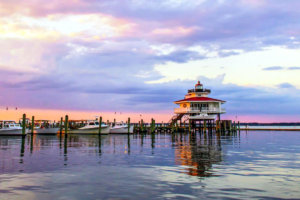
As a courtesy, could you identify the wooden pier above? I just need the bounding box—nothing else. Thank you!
[133,119,240,135]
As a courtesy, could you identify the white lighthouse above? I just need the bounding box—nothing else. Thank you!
[170,81,225,124]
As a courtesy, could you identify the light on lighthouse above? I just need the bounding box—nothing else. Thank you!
[195,80,203,90]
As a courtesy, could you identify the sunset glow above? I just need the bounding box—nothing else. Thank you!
[0,0,300,122]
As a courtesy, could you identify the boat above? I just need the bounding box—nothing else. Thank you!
[0,120,27,136]
[69,120,110,134]
[110,122,134,134]
[189,114,216,120]
[34,120,60,135]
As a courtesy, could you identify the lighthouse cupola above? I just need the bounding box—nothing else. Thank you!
[185,80,211,99]
[195,81,203,90]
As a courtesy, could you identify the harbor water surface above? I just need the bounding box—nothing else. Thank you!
[1,131,300,199]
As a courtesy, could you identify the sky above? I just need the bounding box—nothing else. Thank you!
[0,0,300,122]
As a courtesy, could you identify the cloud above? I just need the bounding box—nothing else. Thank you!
[262,66,300,71]
[1,68,300,116]
[277,83,295,89]
[287,66,300,70]
[0,0,300,119]
[262,66,284,71]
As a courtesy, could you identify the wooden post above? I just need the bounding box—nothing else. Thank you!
[150,118,152,133]
[65,115,68,135]
[114,118,116,126]
[30,132,34,153]
[31,116,35,134]
[151,118,155,134]
[22,113,26,136]
[60,117,63,134]
[233,121,236,133]
[128,117,131,134]
[20,136,25,156]
[98,116,102,135]
[141,119,144,132]
[189,119,191,133]
[204,120,207,133]
[238,121,240,132]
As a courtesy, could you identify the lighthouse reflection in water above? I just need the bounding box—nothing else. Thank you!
[1,132,300,199]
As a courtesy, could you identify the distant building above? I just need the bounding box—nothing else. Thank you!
[171,81,225,124]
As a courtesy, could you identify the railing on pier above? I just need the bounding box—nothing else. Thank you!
[174,107,226,114]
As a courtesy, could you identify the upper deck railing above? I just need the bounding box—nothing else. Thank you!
[174,107,225,114]
[188,89,211,93]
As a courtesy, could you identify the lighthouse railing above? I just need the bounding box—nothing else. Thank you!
[174,107,226,114]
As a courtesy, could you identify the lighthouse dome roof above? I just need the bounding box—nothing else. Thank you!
[195,80,203,87]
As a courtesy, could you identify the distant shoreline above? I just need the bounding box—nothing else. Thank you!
[240,123,300,126]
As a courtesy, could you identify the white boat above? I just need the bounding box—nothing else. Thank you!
[35,127,60,135]
[0,120,27,136]
[110,122,134,134]
[189,114,216,120]
[34,120,59,135]
[70,121,110,134]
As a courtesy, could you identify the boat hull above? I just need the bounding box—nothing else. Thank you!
[0,129,27,136]
[69,126,110,134]
[35,128,59,135]
[110,126,134,134]
[189,114,216,120]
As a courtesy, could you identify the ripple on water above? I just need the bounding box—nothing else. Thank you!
[0,132,300,199]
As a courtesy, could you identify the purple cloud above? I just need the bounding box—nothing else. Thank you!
[288,67,300,70]
[0,0,300,119]
[262,66,284,71]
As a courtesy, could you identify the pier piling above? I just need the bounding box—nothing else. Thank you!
[22,113,26,136]
[60,117,63,134]
[128,117,131,134]
[98,116,102,135]
[141,119,144,133]
[65,115,69,135]
[31,116,35,135]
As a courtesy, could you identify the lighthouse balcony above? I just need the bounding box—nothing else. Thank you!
[188,89,211,93]
[174,107,226,114]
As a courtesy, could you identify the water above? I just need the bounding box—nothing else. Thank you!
[1,132,300,200]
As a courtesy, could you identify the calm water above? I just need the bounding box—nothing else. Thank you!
[1,132,300,200]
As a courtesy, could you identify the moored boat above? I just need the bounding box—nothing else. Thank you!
[34,120,60,135]
[110,122,134,134]
[189,114,216,120]
[0,120,27,136]
[69,120,110,134]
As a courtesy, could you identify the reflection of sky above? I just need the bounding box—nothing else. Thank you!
[1,132,300,199]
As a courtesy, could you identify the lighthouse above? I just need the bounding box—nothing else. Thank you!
[170,81,225,125]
